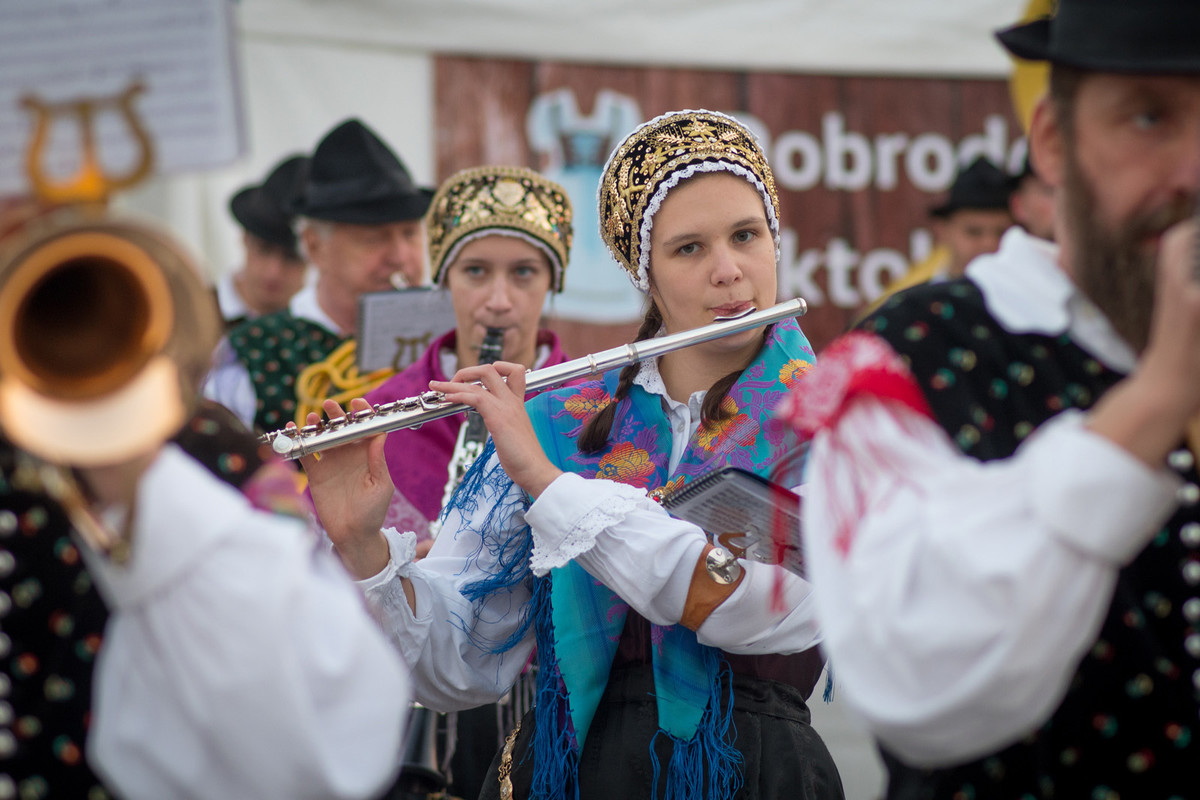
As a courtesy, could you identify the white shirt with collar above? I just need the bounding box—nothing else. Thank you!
[354,353,822,712]
[802,227,1180,767]
[202,285,346,428]
[83,444,410,800]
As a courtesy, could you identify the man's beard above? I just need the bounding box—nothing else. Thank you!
[1065,154,1192,354]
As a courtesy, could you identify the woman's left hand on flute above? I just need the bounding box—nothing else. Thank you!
[430,361,563,499]
[299,398,393,580]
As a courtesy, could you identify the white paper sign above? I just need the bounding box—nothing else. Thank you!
[357,288,457,373]
[0,0,244,194]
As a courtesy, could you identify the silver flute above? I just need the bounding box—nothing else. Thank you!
[262,298,808,460]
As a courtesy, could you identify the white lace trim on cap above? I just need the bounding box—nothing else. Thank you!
[634,161,780,292]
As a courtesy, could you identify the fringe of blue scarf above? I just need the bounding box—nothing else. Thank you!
[453,441,539,654]
[649,648,743,800]
[450,441,750,800]
[529,575,579,800]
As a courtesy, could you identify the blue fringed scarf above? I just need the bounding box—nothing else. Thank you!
[456,319,815,800]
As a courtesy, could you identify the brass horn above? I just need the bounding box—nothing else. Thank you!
[0,208,220,562]
[0,207,219,468]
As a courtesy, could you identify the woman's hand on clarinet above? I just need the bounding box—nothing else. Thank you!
[430,361,562,499]
[298,398,392,580]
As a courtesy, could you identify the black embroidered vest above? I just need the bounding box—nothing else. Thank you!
[227,310,344,432]
[860,280,1200,800]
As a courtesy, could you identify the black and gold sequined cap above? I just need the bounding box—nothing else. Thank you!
[598,110,780,291]
[427,165,573,292]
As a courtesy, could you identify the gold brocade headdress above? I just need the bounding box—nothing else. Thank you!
[598,110,780,292]
[427,166,573,292]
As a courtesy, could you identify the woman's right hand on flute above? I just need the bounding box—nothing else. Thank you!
[430,361,563,499]
[299,398,393,580]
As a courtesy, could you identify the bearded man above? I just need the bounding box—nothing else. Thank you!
[784,0,1200,797]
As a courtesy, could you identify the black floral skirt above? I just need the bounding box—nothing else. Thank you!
[477,666,845,800]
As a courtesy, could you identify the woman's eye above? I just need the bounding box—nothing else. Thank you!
[676,242,700,256]
[733,229,757,244]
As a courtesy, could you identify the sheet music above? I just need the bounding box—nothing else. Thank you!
[661,467,806,577]
[357,288,457,373]
[0,0,244,194]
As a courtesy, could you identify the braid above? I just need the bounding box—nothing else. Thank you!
[578,303,663,453]
[698,328,769,430]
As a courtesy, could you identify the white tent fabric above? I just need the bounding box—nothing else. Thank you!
[119,0,1028,284]
[240,0,1023,78]
[120,31,435,281]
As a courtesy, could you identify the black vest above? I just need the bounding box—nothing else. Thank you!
[861,280,1200,800]
[227,310,345,432]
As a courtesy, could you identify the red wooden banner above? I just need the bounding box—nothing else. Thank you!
[435,56,1021,354]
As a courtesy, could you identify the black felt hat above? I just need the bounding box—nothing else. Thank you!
[930,157,1012,218]
[293,118,433,224]
[229,154,309,250]
[996,0,1200,74]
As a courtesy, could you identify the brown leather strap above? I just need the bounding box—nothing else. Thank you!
[680,544,742,631]
[1188,415,1200,465]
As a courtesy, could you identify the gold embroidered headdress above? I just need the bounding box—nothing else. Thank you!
[598,110,780,292]
[427,165,573,292]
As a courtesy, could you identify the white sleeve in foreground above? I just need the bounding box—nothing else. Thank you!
[802,403,1180,767]
[86,445,410,800]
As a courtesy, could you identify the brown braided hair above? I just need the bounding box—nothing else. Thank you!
[577,299,766,454]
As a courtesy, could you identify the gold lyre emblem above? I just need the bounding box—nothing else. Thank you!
[391,332,435,371]
[22,81,155,204]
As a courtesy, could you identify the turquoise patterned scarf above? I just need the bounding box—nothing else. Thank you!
[521,318,814,798]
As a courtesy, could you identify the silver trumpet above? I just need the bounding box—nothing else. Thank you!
[262,298,808,460]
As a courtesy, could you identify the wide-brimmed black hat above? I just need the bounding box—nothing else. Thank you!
[229,154,309,251]
[293,118,433,225]
[930,156,1011,218]
[996,0,1200,74]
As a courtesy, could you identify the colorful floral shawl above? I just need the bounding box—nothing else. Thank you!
[511,318,814,799]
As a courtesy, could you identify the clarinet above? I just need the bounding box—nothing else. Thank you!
[430,327,505,538]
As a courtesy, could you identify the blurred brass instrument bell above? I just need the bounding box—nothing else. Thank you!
[0,208,218,560]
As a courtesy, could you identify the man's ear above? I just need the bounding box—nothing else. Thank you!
[300,225,325,268]
[1029,96,1065,189]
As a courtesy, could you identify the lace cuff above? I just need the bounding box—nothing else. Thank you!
[527,472,646,576]
[356,527,418,594]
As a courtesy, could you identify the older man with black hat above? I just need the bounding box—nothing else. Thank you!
[217,153,309,328]
[784,0,1200,797]
[205,119,432,432]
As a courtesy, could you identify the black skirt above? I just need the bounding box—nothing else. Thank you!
[478,666,845,800]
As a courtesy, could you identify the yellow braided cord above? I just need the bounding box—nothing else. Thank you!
[294,339,395,425]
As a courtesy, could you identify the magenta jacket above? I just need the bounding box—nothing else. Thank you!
[363,328,570,541]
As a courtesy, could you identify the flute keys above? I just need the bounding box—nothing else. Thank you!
[419,391,447,409]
